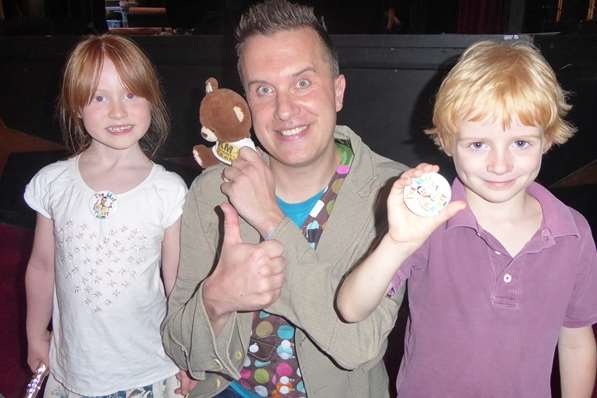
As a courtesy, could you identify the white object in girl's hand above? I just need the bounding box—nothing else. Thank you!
[403,172,451,217]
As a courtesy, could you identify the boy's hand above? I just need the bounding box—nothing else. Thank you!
[175,370,198,396]
[27,329,50,372]
[387,163,466,246]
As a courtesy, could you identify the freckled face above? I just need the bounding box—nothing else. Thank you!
[240,27,345,170]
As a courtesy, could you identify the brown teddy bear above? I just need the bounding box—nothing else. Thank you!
[192,77,256,168]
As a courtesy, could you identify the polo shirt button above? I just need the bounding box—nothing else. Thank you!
[503,273,512,283]
[494,250,501,255]
[235,351,243,361]
[215,377,221,388]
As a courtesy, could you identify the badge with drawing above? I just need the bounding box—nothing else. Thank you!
[403,172,451,217]
[90,191,117,219]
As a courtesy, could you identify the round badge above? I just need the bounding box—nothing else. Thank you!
[403,172,451,217]
[90,191,117,219]
[212,138,256,165]
[215,141,241,163]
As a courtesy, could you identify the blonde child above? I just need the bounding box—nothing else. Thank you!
[24,34,195,397]
[337,40,597,397]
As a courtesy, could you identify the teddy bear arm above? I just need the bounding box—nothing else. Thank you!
[193,144,219,168]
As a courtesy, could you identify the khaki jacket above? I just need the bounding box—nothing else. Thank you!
[162,126,408,397]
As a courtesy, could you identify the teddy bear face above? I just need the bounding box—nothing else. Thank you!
[199,87,252,143]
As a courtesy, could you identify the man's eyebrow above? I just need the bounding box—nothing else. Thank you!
[246,79,269,88]
[292,67,316,77]
[246,67,317,87]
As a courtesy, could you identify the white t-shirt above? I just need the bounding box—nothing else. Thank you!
[24,155,187,395]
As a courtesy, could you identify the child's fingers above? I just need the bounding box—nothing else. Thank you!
[437,200,467,223]
[413,163,440,175]
[395,164,443,198]
[388,180,408,212]
[400,163,440,182]
[391,176,409,192]
[397,168,418,183]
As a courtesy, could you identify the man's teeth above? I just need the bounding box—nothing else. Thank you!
[279,126,306,136]
[107,125,133,133]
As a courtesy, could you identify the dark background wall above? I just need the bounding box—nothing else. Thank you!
[0,33,596,230]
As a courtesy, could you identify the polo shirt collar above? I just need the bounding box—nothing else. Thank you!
[445,178,580,239]
[445,178,479,232]
[527,182,580,238]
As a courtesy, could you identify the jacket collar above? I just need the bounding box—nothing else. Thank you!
[333,125,378,198]
[316,125,387,252]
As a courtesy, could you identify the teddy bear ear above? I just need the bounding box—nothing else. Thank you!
[232,106,245,123]
[205,77,219,94]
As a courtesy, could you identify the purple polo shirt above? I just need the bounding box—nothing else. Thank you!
[391,178,597,398]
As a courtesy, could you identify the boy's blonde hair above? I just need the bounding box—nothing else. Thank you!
[58,34,169,157]
[426,40,576,153]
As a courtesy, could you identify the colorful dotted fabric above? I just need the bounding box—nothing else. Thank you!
[238,141,354,397]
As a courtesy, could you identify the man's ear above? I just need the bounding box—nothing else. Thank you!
[334,74,346,112]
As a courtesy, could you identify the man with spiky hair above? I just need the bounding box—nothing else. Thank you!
[163,1,407,397]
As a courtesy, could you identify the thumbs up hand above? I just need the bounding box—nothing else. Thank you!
[221,201,244,247]
[202,203,287,334]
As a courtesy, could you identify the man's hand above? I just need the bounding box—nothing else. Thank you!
[221,148,284,238]
[202,203,286,334]
[27,329,50,373]
[175,370,199,396]
[386,163,466,246]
